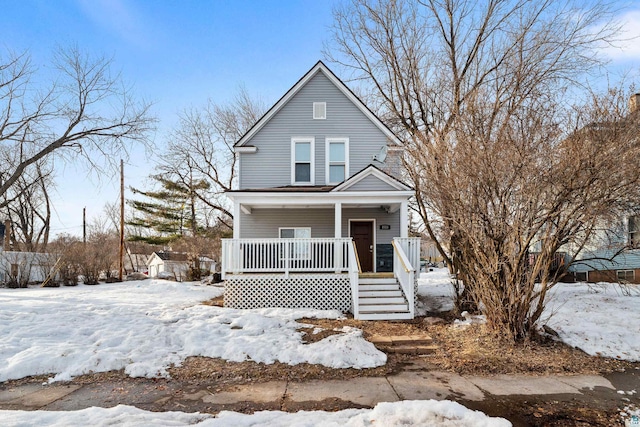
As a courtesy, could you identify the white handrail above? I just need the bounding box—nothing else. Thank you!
[348,240,360,318]
[392,238,418,318]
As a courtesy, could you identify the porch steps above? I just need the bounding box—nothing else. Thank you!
[357,275,412,320]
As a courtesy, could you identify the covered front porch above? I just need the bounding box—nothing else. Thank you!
[221,236,420,320]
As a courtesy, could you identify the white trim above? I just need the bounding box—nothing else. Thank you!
[333,165,411,192]
[325,137,349,185]
[291,137,315,185]
[236,62,402,147]
[348,218,377,273]
[227,191,413,209]
[234,146,258,154]
[313,102,326,120]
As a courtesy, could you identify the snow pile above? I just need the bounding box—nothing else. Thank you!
[0,401,512,426]
[417,268,456,313]
[544,282,640,361]
[0,281,384,382]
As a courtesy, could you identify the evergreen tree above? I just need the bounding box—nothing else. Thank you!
[127,174,209,245]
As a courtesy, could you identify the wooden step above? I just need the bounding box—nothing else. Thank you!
[359,290,403,298]
[368,334,437,354]
[359,284,400,291]
[359,272,394,279]
[369,334,433,346]
[377,345,439,355]
[357,312,414,320]
[358,303,409,312]
[359,296,406,305]
[359,277,397,285]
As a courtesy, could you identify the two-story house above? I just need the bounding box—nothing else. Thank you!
[220,61,420,320]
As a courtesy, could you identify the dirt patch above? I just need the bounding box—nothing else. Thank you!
[299,316,634,376]
[201,296,224,307]
[167,356,403,390]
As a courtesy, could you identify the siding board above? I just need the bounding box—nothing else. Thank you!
[239,207,399,243]
[239,72,393,189]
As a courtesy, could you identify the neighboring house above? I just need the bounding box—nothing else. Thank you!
[221,61,420,320]
[0,251,59,285]
[147,251,216,281]
[567,93,640,282]
[570,248,640,284]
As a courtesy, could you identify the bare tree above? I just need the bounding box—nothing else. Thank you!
[327,0,637,340]
[0,46,154,202]
[158,86,266,230]
[3,161,53,252]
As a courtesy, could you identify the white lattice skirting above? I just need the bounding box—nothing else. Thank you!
[224,273,351,311]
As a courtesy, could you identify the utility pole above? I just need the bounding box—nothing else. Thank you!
[119,159,125,281]
[83,207,86,244]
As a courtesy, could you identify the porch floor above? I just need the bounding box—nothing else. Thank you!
[359,272,394,279]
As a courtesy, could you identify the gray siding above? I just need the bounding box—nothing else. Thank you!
[347,175,398,191]
[570,248,640,272]
[239,209,335,239]
[239,71,394,189]
[239,207,400,243]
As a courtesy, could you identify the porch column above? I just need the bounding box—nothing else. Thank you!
[400,201,408,238]
[233,201,240,239]
[334,202,342,272]
[334,202,342,238]
[232,200,241,274]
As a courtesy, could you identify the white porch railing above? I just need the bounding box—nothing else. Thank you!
[348,240,360,316]
[392,237,421,318]
[222,238,352,278]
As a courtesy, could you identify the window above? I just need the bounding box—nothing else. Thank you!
[279,227,311,239]
[279,227,311,260]
[313,102,326,120]
[629,216,638,246]
[326,138,349,184]
[617,270,634,282]
[291,138,315,185]
[574,272,587,282]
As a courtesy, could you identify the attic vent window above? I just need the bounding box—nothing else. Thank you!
[313,102,326,120]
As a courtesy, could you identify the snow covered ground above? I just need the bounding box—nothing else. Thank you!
[0,401,511,427]
[418,269,640,361]
[0,280,384,383]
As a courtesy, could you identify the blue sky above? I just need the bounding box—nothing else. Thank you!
[2,0,640,237]
[2,0,338,235]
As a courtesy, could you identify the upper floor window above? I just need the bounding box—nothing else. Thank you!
[291,137,315,185]
[326,138,349,184]
[630,215,638,246]
[313,102,326,120]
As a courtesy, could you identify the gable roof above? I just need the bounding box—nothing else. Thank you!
[235,61,402,147]
[332,164,412,192]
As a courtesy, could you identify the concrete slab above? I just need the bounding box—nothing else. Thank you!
[192,381,287,404]
[555,375,615,391]
[6,385,81,408]
[388,370,485,401]
[45,381,170,411]
[0,384,44,403]
[467,375,581,396]
[287,377,398,406]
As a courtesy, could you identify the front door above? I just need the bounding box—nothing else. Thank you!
[351,221,374,272]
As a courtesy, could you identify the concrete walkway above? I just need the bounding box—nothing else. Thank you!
[0,360,638,422]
